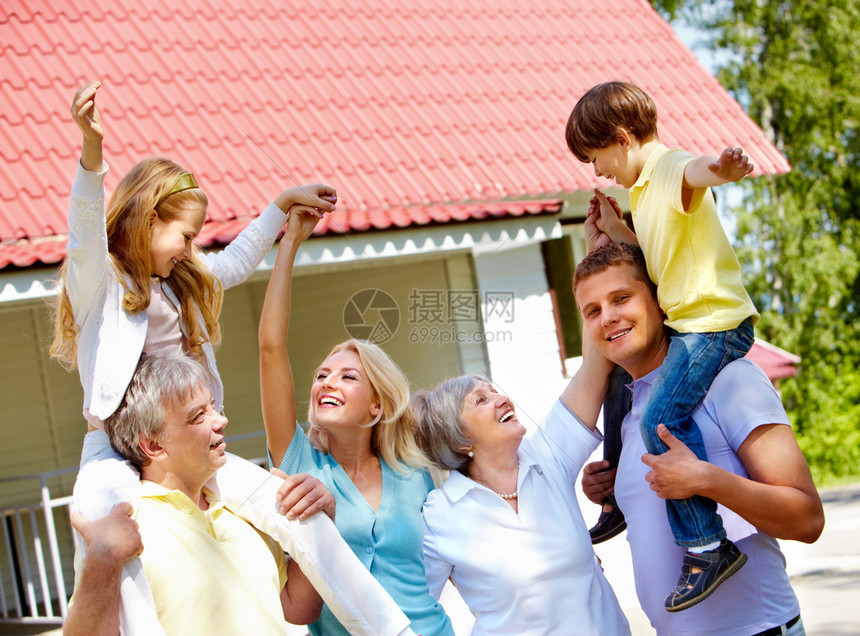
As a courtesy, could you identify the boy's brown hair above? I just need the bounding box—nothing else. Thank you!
[565,81,659,162]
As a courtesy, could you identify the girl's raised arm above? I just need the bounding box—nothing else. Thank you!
[70,81,104,172]
[259,201,334,466]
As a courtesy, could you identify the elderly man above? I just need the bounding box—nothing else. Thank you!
[573,243,824,636]
[65,355,413,635]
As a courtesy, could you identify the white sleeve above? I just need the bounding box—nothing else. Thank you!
[526,399,602,482]
[199,203,288,289]
[72,431,164,636]
[422,513,453,600]
[65,162,111,327]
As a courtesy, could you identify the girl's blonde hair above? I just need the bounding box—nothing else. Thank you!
[50,157,223,367]
[307,339,430,473]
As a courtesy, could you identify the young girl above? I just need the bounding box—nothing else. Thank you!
[55,81,413,636]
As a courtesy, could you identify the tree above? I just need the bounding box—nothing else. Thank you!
[651,0,860,482]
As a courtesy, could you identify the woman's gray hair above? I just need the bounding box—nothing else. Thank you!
[411,375,486,476]
[104,355,210,470]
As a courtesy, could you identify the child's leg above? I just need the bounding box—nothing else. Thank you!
[214,454,412,636]
[641,321,754,548]
[603,364,631,472]
[72,430,166,635]
[589,364,631,543]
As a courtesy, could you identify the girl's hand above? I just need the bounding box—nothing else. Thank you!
[274,183,337,217]
[70,81,104,172]
[273,470,336,521]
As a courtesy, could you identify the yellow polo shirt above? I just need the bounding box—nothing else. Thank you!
[629,145,759,332]
[136,481,289,635]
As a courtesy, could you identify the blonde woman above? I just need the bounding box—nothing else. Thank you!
[259,211,454,636]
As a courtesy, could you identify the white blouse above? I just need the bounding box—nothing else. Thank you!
[422,400,630,636]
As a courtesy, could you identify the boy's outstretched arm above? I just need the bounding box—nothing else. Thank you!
[683,146,754,190]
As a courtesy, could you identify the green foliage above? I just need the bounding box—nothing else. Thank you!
[650,0,860,481]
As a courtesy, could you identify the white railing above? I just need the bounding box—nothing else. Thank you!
[0,467,76,623]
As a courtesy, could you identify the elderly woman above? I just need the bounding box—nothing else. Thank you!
[412,334,630,635]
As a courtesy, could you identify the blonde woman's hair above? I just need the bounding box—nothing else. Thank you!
[50,157,223,367]
[307,339,430,473]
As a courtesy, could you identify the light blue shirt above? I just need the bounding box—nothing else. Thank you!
[279,426,453,636]
[616,359,799,635]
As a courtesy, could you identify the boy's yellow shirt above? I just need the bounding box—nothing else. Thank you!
[629,144,759,333]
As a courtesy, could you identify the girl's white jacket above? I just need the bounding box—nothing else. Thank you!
[66,162,288,421]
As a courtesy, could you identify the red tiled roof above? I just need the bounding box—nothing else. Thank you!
[0,0,790,270]
[746,339,801,382]
[0,199,563,269]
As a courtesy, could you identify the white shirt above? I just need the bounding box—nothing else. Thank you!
[422,400,630,636]
[616,358,800,636]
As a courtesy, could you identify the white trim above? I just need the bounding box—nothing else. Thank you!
[280,216,561,273]
[0,270,59,306]
[0,216,561,304]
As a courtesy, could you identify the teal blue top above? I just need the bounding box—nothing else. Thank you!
[279,426,454,636]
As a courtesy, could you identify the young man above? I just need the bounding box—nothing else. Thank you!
[573,243,824,635]
[65,355,414,636]
[566,80,759,611]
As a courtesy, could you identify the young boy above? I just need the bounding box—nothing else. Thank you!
[565,81,759,612]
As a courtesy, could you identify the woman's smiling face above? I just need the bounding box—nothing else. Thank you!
[459,380,526,449]
[310,349,380,429]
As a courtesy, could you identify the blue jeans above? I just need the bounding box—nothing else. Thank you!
[641,318,755,546]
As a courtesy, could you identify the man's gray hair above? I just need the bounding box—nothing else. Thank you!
[104,355,210,470]
[411,375,486,476]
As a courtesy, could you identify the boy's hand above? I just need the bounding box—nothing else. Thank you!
[586,189,638,251]
[709,147,754,183]
[71,81,104,172]
[586,189,622,252]
[274,183,337,218]
[584,204,612,252]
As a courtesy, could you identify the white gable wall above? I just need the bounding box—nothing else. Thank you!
[472,243,568,429]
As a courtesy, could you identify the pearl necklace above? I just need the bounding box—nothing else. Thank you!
[498,491,518,500]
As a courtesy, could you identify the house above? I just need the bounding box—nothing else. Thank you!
[0,0,793,620]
